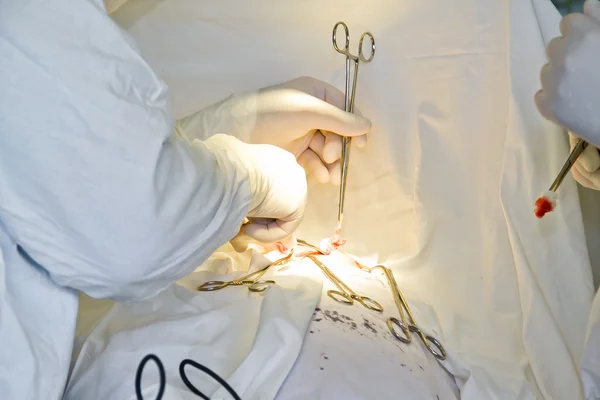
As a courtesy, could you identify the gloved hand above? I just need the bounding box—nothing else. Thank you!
[203,134,307,243]
[178,76,372,185]
[230,231,297,255]
[535,0,600,189]
[569,132,600,189]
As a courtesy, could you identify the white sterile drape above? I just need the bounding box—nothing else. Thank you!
[78,0,595,398]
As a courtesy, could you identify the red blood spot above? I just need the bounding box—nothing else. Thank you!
[329,235,346,249]
[321,231,347,255]
[534,196,554,219]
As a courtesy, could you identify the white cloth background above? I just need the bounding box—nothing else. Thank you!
[581,186,600,399]
[106,0,596,398]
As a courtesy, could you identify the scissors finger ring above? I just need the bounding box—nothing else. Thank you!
[355,295,383,312]
[332,21,350,55]
[327,289,354,305]
[387,317,411,343]
[248,280,276,293]
[409,325,447,361]
[423,335,447,361]
[197,281,230,292]
[358,32,375,62]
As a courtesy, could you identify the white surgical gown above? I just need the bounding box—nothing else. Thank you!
[0,0,254,398]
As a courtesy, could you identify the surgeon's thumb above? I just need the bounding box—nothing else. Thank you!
[309,100,372,137]
[585,0,600,21]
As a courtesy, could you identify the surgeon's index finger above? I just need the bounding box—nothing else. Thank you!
[310,79,347,110]
[299,97,371,137]
[307,79,372,130]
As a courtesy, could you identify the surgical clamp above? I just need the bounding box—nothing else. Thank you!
[306,254,383,312]
[332,21,375,235]
[371,265,447,361]
[548,138,588,192]
[296,239,327,255]
[197,251,294,293]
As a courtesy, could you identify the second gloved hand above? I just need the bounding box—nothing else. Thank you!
[569,133,600,189]
[178,76,372,185]
[203,134,307,243]
[535,0,600,147]
[535,0,600,190]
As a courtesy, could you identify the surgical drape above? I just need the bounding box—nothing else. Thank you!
[109,0,596,398]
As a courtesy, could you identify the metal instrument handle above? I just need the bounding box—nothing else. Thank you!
[387,317,411,343]
[327,290,354,305]
[197,281,230,291]
[248,280,276,293]
[354,295,384,312]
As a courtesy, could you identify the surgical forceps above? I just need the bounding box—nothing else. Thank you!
[306,254,383,312]
[296,239,326,255]
[548,138,588,192]
[197,251,294,293]
[371,265,447,361]
[332,21,375,235]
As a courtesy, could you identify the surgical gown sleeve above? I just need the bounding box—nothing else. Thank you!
[0,0,253,301]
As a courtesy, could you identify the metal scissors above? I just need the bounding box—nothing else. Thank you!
[332,21,376,235]
[306,254,383,312]
[371,265,447,361]
[197,251,294,293]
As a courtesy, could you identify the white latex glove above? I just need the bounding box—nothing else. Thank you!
[201,134,307,243]
[535,0,600,189]
[230,231,297,255]
[179,76,372,185]
[569,132,600,189]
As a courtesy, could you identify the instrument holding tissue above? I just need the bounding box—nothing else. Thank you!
[332,21,375,235]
